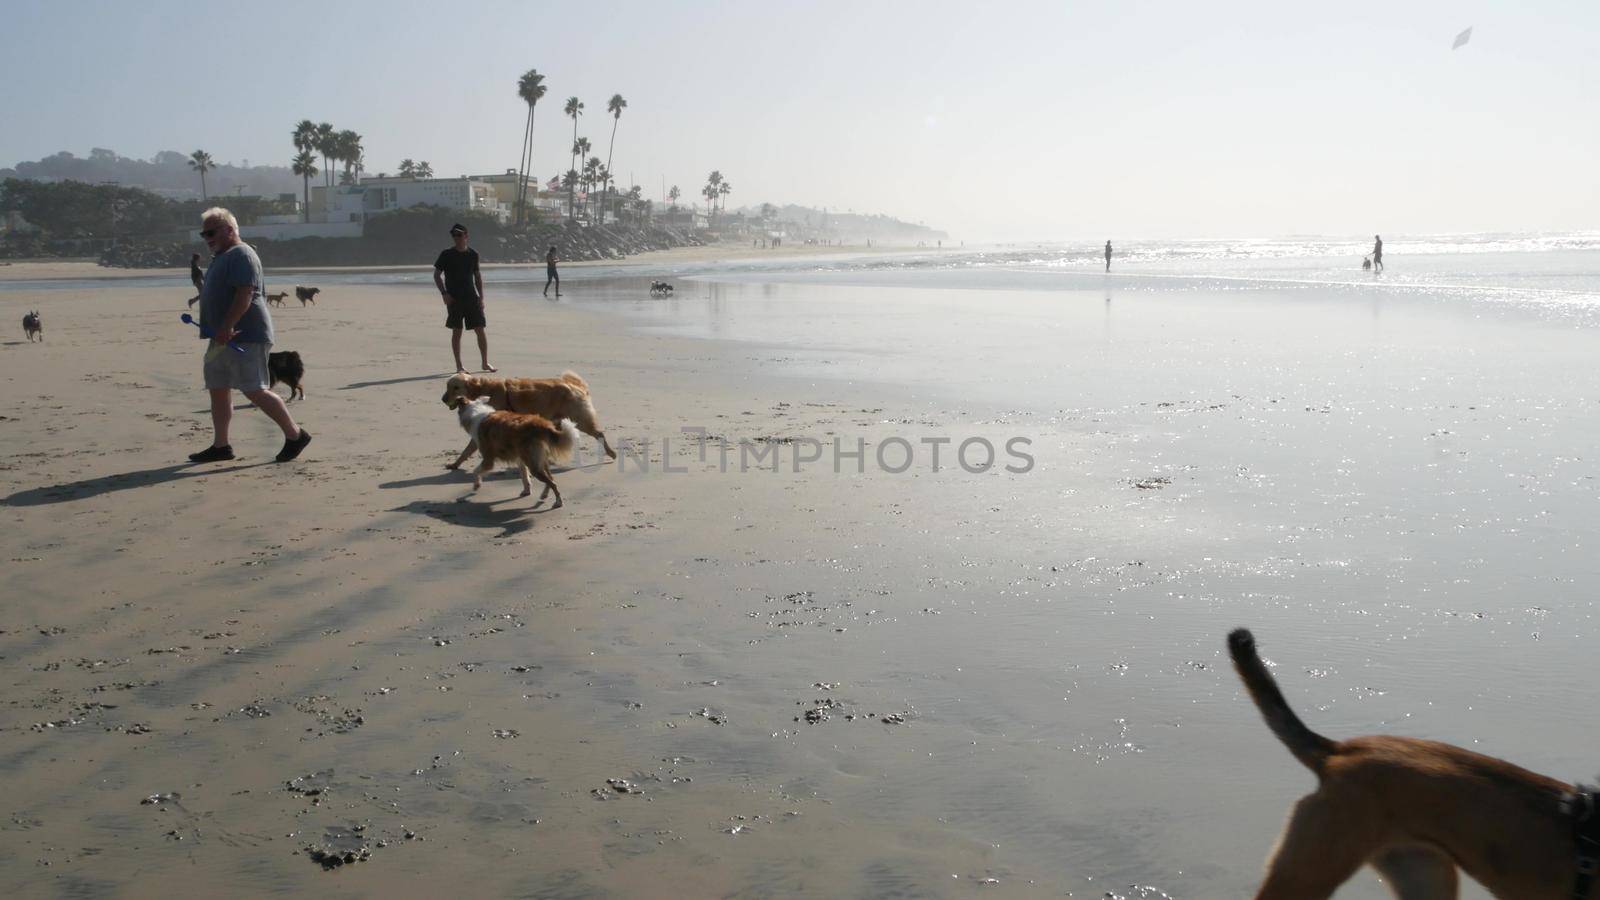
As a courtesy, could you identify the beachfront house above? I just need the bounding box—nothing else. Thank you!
[356,176,510,224]
[241,176,511,240]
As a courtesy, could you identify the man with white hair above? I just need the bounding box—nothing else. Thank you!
[189,207,311,463]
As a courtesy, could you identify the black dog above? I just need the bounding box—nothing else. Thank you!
[294,286,320,306]
[268,351,305,400]
[649,281,674,296]
[23,310,42,342]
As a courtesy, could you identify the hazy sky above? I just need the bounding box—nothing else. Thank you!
[3,0,1596,240]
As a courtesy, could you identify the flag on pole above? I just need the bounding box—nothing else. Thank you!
[1452,26,1472,50]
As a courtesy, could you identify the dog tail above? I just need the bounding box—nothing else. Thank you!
[1228,629,1336,775]
[550,418,579,463]
[560,370,589,393]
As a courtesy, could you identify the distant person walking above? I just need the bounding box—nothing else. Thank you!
[189,207,311,464]
[187,252,204,306]
[1105,240,1113,272]
[1371,235,1384,273]
[544,245,561,297]
[433,223,495,374]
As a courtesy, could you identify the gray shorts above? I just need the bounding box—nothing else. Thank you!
[203,341,271,392]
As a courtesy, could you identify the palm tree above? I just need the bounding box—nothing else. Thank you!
[189,150,214,200]
[416,161,433,179]
[398,158,417,178]
[336,130,364,184]
[669,185,681,211]
[594,163,611,222]
[293,119,318,155]
[563,96,584,217]
[561,168,579,212]
[705,171,724,220]
[584,157,603,222]
[603,93,626,230]
[315,122,335,187]
[515,69,548,226]
[702,184,717,223]
[719,181,732,215]
[291,150,318,222]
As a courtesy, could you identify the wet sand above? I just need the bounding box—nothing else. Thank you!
[3,272,1597,898]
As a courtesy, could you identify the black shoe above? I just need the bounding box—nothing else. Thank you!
[276,430,312,463]
[188,444,235,463]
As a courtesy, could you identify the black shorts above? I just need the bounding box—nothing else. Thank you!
[446,297,485,330]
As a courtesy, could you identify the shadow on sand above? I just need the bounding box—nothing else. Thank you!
[4,462,272,506]
[340,372,456,391]
[379,462,595,492]
[389,497,553,538]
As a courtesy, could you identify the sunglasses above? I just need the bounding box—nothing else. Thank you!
[200,228,219,238]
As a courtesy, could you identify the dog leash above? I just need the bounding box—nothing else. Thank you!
[1568,785,1599,899]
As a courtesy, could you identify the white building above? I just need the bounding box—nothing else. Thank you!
[357,176,509,223]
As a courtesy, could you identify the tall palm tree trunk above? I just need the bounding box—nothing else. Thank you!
[569,125,578,220]
[523,106,538,225]
[605,121,618,227]
[516,107,532,226]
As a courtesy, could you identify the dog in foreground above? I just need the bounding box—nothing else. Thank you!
[268,350,305,400]
[23,310,42,342]
[1229,628,1587,899]
[448,396,577,507]
[294,286,320,306]
[440,371,616,469]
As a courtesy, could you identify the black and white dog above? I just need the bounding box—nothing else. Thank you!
[23,310,42,342]
[649,281,674,296]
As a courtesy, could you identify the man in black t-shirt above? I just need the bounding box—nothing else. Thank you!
[433,223,495,373]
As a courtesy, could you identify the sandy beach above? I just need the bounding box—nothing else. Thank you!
[3,249,1598,897]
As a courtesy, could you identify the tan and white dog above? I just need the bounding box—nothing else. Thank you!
[448,396,577,508]
[1229,628,1581,899]
[440,370,615,469]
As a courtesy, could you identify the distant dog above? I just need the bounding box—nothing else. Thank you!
[1229,628,1582,899]
[440,371,616,468]
[266,291,289,307]
[268,350,305,400]
[23,310,42,342]
[649,281,674,296]
[294,286,320,306]
[448,396,577,508]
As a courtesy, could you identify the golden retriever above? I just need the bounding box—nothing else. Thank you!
[1229,628,1582,899]
[440,370,615,468]
[448,396,576,508]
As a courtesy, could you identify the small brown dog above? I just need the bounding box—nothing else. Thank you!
[440,370,616,468]
[449,396,576,507]
[266,291,289,307]
[1229,628,1581,899]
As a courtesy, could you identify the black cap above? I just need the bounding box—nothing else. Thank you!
[449,223,468,235]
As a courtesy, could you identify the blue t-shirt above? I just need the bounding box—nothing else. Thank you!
[199,243,274,344]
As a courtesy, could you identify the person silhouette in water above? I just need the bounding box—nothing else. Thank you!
[1372,235,1384,273]
[1104,240,1113,272]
